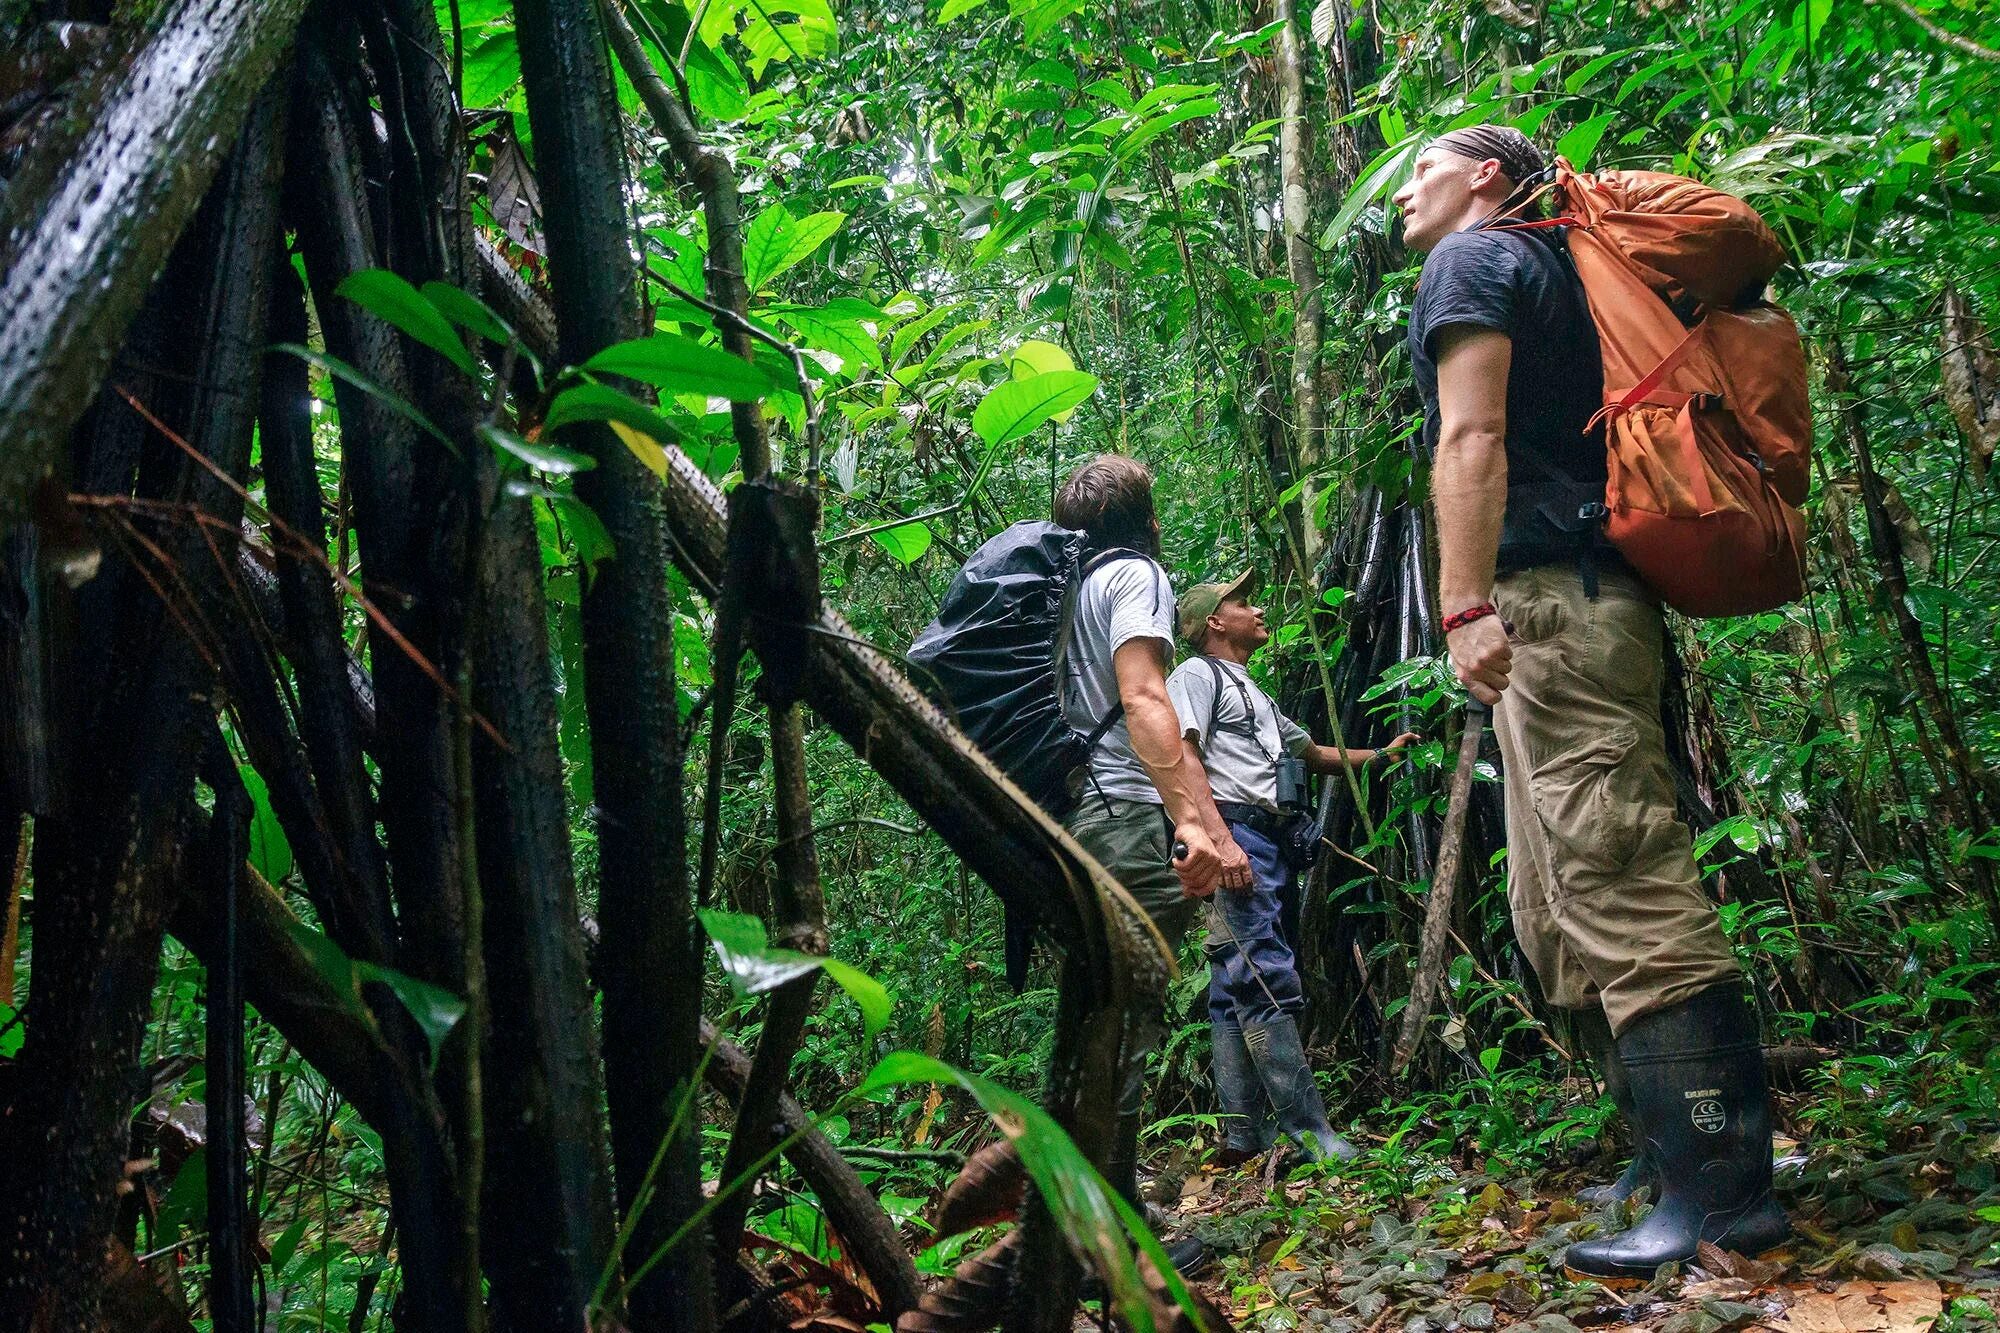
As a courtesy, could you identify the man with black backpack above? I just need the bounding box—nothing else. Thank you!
[1394,124,1789,1280]
[1046,454,1249,1212]
[1169,572,1413,1166]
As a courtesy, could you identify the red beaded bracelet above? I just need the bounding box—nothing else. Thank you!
[1442,603,1498,634]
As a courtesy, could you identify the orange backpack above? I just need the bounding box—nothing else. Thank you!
[1503,163,1812,618]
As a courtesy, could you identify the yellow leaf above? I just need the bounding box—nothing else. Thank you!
[609,420,669,481]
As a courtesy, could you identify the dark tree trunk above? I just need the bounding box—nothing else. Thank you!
[0,0,309,517]
[258,254,396,959]
[199,745,255,1333]
[0,83,285,1326]
[469,491,617,1332]
[512,1,715,1328]
[287,32,471,1003]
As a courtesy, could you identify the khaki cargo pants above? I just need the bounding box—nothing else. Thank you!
[1490,565,1742,1035]
[1064,795,1198,1202]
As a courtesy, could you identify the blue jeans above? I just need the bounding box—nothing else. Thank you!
[1205,821,1306,1029]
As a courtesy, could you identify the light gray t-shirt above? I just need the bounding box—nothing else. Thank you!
[1167,656,1311,812]
[1061,556,1177,804]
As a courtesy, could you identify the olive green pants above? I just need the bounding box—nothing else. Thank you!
[1064,795,1198,1201]
[1490,566,1743,1036]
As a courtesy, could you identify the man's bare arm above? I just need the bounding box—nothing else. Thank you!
[1432,324,1515,704]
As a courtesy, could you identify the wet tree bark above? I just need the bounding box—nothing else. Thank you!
[0,83,285,1326]
[198,746,254,1333]
[0,0,309,518]
[512,0,712,1327]
[281,45,483,1331]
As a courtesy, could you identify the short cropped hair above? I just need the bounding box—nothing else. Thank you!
[1055,454,1157,552]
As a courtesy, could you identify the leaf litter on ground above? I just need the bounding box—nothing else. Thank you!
[1140,1123,1997,1333]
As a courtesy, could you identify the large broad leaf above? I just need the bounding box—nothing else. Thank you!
[858,1052,1204,1333]
[1320,134,1420,247]
[239,765,292,886]
[971,371,1097,448]
[775,306,882,374]
[421,280,517,350]
[544,383,682,441]
[869,520,933,565]
[284,920,467,1066]
[699,909,889,1039]
[461,27,521,108]
[335,269,477,376]
[1009,0,1082,41]
[479,423,596,475]
[581,333,773,401]
[742,206,849,293]
[1556,111,1620,169]
[1007,338,1076,378]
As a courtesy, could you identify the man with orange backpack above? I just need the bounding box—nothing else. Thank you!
[1392,125,1791,1280]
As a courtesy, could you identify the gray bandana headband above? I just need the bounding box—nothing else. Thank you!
[1431,126,1548,187]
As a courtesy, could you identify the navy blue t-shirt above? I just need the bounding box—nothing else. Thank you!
[1408,226,1608,572]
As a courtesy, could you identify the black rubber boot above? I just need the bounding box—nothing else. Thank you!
[1243,1015,1357,1163]
[1143,1203,1212,1278]
[1212,1019,1271,1164]
[1574,1006,1659,1207]
[1562,986,1790,1283]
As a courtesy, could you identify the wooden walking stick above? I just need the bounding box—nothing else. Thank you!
[1391,701,1489,1078]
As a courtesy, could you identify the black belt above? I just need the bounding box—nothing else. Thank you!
[1215,802,1283,838]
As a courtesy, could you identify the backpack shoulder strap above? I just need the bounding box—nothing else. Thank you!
[1056,546,1158,749]
[1202,655,1228,744]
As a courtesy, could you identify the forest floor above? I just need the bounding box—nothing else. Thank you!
[1137,1119,2000,1333]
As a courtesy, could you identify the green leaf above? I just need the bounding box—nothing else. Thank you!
[1007,338,1076,378]
[582,333,773,400]
[971,371,1097,448]
[421,280,516,349]
[273,345,455,451]
[239,765,293,886]
[1320,135,1419,247]
[888,300,970,368]
[701,909,821,994]
[461,27,521,107]
[869,521,933,565]
[543,383,684,444]
[556,494,616,578]
[857,1053,1202,1333]
[479,423,597,474]
[0,1002,23,1058]
[698,909,889,1039]
[1556,111,1619,168]
[355,962,467,1066]
[1008,0,1082,41]
[775,307,882,373]
[335,269,477,376]
[283,919,465,1067]
[269,1214,310,1273]
[820,957,892,1041]
[938,0,994,21]
[769,211,847,289]
[156,1146,208,1239]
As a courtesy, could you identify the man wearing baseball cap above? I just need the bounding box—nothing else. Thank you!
[1168,572,1413,1164]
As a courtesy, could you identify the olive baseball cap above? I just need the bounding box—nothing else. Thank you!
[1177,569,1263,647]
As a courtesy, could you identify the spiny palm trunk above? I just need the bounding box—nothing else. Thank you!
[0,83,285,1324]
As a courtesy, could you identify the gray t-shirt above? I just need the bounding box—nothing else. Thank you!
[1061,556,1176,805]
[1167,656,1311,812]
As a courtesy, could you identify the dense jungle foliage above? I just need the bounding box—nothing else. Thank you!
[2,0,1999,1326]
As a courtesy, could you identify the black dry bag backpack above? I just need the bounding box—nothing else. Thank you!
[908,520,1150,986]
